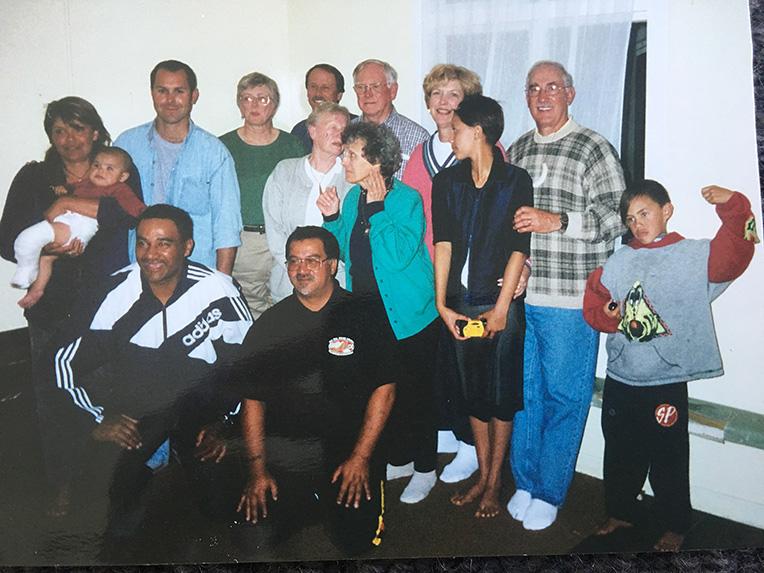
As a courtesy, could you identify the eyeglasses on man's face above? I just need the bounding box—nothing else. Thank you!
[353,82,387,95]
[285,256,330,271]
[239,94,272,106]
[525,83,568,97]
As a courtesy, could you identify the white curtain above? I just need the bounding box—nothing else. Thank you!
[420,0,635,151]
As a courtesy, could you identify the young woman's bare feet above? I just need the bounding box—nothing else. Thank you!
[18,287,44,309]
[450,481,485,506]
[594,516,634,536]
[475,486,501,518]
[654,530,684,552]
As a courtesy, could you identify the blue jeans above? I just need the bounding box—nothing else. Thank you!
[510,304,599,507]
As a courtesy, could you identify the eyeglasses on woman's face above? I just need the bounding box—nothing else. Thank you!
[239,94,272,106]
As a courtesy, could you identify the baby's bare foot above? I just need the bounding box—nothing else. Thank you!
[18,288,44,309]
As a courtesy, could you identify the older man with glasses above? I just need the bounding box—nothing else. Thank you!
[352,59,428,179]
[506,60,626,531]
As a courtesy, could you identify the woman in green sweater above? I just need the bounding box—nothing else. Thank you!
[220,72,305,318]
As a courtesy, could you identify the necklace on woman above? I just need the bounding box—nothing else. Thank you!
[64,163,89,183]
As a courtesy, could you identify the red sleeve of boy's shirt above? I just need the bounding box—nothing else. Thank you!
[107,183,147,219]
[708,192,757,283]
[584,266,620,333]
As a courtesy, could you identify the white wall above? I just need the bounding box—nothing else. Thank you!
[644,0,762,412]
[284,0,424,126]
[0,0,762,529]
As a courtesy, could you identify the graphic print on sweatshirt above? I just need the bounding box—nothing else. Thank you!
[618,281,670,342]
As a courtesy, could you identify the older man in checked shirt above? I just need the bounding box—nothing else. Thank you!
[506,60,626,531]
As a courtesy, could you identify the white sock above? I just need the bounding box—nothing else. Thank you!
[11,266,39,290]
[439,442,478,483]
[386,461,414,480]
[437,430,459,453]
[507,489,532,521]
[399,470,437,504]
[522,498,558,531]
[12,221,54,288]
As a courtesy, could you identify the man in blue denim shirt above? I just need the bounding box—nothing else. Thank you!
[115,60,242,273]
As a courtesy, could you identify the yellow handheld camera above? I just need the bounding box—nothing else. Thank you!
[455,318,487,338]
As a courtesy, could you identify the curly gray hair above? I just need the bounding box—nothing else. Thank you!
[342,122,402,181]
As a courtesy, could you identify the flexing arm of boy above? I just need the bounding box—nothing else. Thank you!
[704,186,757,283]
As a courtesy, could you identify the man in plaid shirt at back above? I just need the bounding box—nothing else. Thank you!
[351,59,428,179]
[506,61,625,531]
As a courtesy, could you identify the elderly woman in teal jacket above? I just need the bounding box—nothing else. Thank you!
[318,122,440,505]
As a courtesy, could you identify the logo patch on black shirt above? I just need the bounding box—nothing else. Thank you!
[328,336,355,356]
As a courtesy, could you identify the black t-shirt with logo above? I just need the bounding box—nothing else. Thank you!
[237,284,396,464]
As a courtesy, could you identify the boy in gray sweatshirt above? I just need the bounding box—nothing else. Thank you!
[584,180,757,551]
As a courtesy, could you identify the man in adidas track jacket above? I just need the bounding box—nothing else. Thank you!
[47,204,253,543]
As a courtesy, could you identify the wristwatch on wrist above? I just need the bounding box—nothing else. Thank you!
[559,212,569,233]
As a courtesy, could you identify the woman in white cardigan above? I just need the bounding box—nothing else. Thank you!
[262,102,353,302]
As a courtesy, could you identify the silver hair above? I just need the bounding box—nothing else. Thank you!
[525,60,574,88]
[306,102,351,127]
[352,59,398,86]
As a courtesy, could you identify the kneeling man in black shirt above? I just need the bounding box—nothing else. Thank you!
[235,225,396,555]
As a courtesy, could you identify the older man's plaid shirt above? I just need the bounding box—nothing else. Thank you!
[508,122,626,308]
